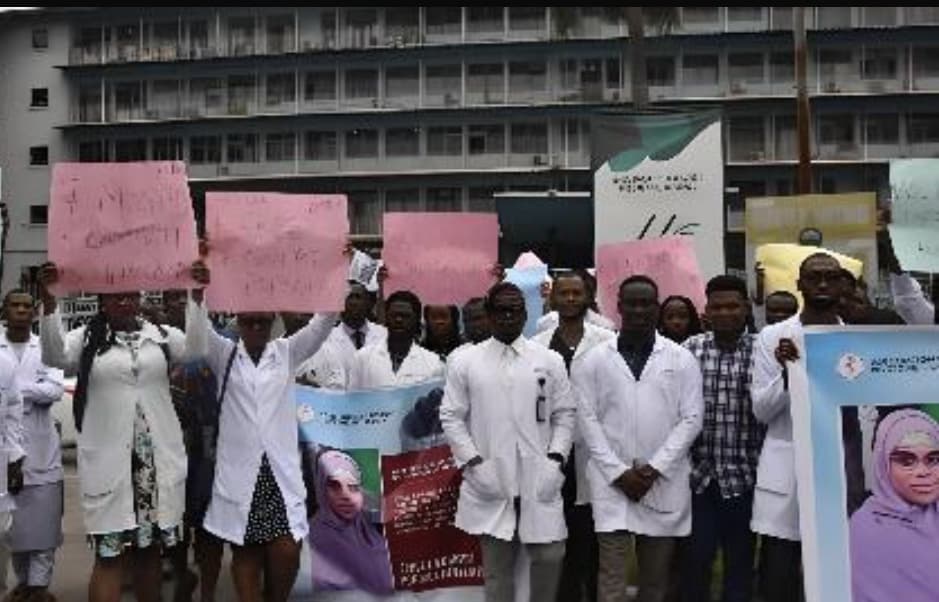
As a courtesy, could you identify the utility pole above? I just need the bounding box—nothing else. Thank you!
[794,7,813,193]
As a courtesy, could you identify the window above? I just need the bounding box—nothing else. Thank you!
[266,73,296,106]
[151,80,181,118]
[728,7,762,23]
[385,188,420,212]
[770,52,794,83]
[817,7,852,29]
[114,81,143,119]
[509,7,545,32]
[427,126,463,156]
[227,75,255,114]
[467,63,504,102]
[862,48,897,80]
[683,54,720,85]
[863,7,896,27]
[509,61,547,94]
[865,114,899,145]
[78,140,108,162]
[266,132,296,161]
[425,7,461,37]
[305,70,337,102]
[467,7,504,35]
[226,133,259,163]
[425,64,461,100]
[29,205,48,225]
[385,66,419,99]
[564,119,581,152]
[29,146,48,166]
[647,57,676,87]
[229,17,255,55]
[114,139,147,162]
[728,53,764,85]
[190,77,224,115]
[773,115,796,158]
[345,129,378,159]
[385,127,420,156]
[728,117,765,161]
[818,114,855,147]
[385,8,419,44]
[426,187,463,212]
[682,7,720,25]
[30,88,49,108]
[266,14,295,54]
[78,83,103,121]
[510,122,548,154]
[907,114,939,144]
[152,137,183,160]
[344,9,378,48]
[605,58,620,88]
[304,131,337,161]
[345,69,378,99]
[771,7,793,30]
[468,187,498,212]
[468,124,505,155]
[348,190,380,235]
[190,136,221,164]
[32,28,48,49]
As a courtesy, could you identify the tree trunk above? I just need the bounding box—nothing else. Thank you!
[626,7,648,109]
[794,6,813,193]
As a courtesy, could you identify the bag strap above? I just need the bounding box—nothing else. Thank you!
[213,344,239,452]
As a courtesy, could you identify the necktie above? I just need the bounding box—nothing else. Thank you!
[353,330,365,350]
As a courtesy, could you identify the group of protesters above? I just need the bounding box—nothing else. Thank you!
[0,224,933,602]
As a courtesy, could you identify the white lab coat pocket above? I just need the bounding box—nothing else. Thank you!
[755,437,794,495]
[464,459,505,501]
[534,456,565,504]
[639,468,689,514]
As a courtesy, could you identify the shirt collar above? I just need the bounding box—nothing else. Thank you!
[493,335,526,356]
[342,321,368,337]
[617,332,656,355]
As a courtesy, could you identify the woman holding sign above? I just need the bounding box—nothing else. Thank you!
[186,259,339,602]
[37,261,208,602]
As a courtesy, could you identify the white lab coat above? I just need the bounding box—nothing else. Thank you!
[533,322,615,505]
[571,334,703,537]
[296,321,387,389]
[750,314,807,541]
[890,273,935,325]
[440,337,576,543]
[40,312,189,534]
[188,302,336,545]
[535,310,616,336]
[347,341,443,390]
[0,332,65,485]
[0,355,23,514]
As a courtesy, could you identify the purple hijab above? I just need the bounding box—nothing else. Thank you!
[850,409,939,602]
[309,450,394,594]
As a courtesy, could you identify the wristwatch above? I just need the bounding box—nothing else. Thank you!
[547,452,565,467]
[464,455,483,470]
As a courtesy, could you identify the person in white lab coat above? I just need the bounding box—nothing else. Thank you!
[37,262,206,602]
[296,282,387,389]
[0,351,22,561]
[186,261,338,602]
[347,291,443,390]
[751,253,846,602]
[532,271,614,602]
[441,282,576,602]
[572,275,703,602]
[1,290,65,602]
[536,270,616,336]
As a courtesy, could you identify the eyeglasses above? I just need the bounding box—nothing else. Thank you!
[889,450,939,472]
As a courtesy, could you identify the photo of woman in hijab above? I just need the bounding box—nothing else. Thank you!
[309,449,395,595]
[850,409,939,602]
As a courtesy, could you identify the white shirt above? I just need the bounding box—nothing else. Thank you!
[750,314,808,541]
[0,354,23,514]
[535,309,616,336]
[532,322,615,505]
[440,337,576,543]
[890,273,935,325]
[188,302,336,545]
[0,331,64,485]
[40,312,190,534]
[296,321,387,389]
[347,341,443,391]
[572,334,703,537]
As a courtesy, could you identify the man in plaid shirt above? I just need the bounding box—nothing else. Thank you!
[680,275,766,602]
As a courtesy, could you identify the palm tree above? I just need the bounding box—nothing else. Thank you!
[623,7,680,109]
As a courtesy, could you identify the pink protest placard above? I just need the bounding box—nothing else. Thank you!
[382,213,498,305]
[48,161,199,295]
[205,193,349,312]
[596,237,707,325]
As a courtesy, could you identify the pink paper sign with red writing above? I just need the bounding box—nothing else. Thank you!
[596,237,707,326]
[205,193,348,312]
[48,161,199,295]
[382,213,498,305]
